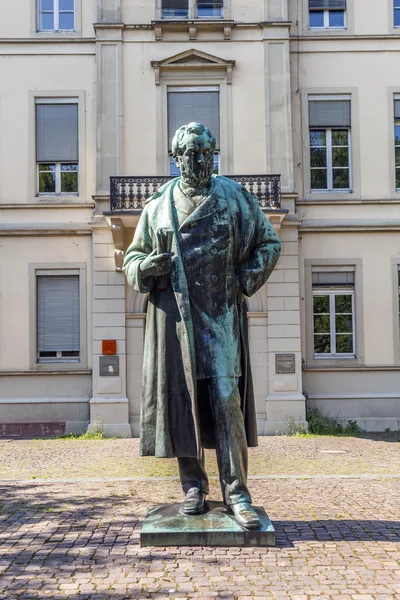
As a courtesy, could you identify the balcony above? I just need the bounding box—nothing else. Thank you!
[104,174,286,271]
[109,174,281,212]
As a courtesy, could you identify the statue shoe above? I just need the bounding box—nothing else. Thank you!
[230,502,261,530]
[182,487,206,515]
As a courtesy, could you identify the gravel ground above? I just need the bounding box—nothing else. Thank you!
[0,434,399,481]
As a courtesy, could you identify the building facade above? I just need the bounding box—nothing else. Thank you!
[0,0,398,437]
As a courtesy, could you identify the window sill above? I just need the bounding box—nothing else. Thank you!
[31,363,88,372]
[301,28,354,37]
[309,27,346,31]
[1,369,91,376]
[30,31,82,39]
[305,358,363,368]
[305,191,354,201]
[36,195,80,201]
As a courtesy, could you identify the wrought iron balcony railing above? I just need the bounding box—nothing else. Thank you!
[109,174,281,212]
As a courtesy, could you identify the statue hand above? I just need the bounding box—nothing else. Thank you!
[140,251,174,278]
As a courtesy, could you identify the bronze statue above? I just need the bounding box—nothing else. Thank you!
[124,123,281,529]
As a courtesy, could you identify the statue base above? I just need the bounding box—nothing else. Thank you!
[140,501,275,547]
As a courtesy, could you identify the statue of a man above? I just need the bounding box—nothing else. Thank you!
[124,123,281,529]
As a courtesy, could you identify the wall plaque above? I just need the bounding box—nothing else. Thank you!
[99,356,120,376]
[275,353,296,374]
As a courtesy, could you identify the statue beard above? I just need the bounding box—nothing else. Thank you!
[180,156,214,190]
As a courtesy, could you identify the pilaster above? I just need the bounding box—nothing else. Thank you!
[95,18,124,195]
[265,222,307,434]
[89,222,131,437]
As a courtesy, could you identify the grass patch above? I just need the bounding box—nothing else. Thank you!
[58,430,107,440]
[306,406,361,436]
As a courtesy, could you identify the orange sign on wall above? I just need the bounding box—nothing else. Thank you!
[102,340,117,355]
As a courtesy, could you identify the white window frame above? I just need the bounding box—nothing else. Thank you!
[312,288,355,359]
[37,162,79,196]
[310,127,352,192]
[29,263,87,372]
[30,92,85,202]
[309,8,346,29]
[394,96,400,191]
[304,259,364,367]
[159,0,226,20]
[37,0,75,32]
[37,271,80,364]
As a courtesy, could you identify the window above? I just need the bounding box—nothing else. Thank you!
[38,0,74,31]
[312,270,355,358]
[36,100,79,195]
[395,98,400,189]
[167,87,220,176]
[162,0,188,18]
[37,274,80,363]
[395,0,400,27]
[309,98,351,192]
[161,0,223,19]
[197,1,223,17]
[309,0,346,29]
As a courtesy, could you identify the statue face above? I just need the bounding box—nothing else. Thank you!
[175,134,214,189]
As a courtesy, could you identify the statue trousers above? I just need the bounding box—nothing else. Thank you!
[178,377,252,506]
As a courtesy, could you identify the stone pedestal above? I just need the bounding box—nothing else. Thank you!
[140,502,275,547]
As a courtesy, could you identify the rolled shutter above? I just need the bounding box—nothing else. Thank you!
[168,90,220,149]
[197,0,223,6]
[162,0,188,10]
[37,275,80,353]
[312,271,354,287]
[309,100,351,128]
[309,0,346,9]
[395,99,400,119]
[36,103,78,162]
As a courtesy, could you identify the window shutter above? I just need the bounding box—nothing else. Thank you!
[395,99,400,119]
[309,100,351,128]
[197,0,223,6]
[168,90,220,150]
[37,275,80,353]
[309,0,346,9]
[162,0,188,9]
[36,103,78,162]
[312,271,354,286]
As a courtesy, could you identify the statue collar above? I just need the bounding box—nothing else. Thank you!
[179,178,214,198]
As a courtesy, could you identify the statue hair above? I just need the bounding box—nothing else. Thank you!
[171,122,216,157]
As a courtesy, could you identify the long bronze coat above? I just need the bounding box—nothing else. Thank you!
[123,176,281,459]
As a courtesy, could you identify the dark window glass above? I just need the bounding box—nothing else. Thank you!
[61,164,78,193]
[329,10,345,27]
[311,169,328,190]
[309,10,324,27]
[59,12,74,29]
[314,334,331,354]
[310,130,326,146]
[332,168,350,189]
[336,334,353,354]
[39,12,54,30]
[38,164,56,193]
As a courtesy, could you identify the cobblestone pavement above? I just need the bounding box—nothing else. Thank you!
[0,478,399,600]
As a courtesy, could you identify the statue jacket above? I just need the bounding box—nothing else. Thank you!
[123,175,281,459]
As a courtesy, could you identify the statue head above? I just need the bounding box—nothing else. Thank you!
[171,122,216,189]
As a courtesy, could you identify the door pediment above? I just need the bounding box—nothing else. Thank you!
[151,49,235,85]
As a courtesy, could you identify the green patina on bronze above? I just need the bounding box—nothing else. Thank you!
[123,122,281,533]
[140,502,276,547]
